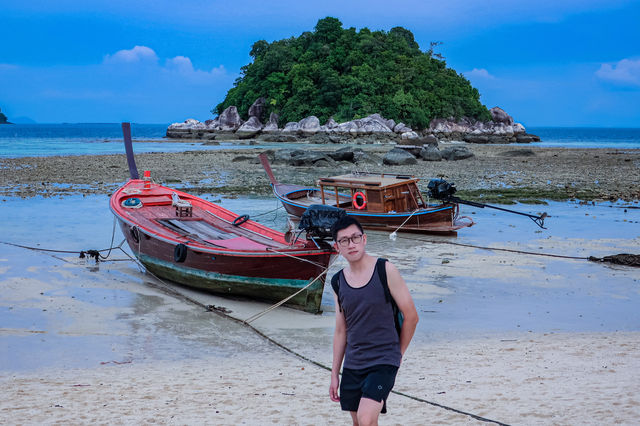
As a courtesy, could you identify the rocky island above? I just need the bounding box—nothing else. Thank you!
[166,17,539,147]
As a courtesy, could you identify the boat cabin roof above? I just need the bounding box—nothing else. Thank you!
[317,173,419,190]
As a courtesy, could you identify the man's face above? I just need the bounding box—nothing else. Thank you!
[334,224,366,262]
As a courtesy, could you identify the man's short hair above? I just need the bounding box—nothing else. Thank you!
[331,215,364,241]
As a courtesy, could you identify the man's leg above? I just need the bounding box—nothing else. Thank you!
[356,397,384,426]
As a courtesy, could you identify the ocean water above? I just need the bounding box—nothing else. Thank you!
[528,127,640,149]
[0,123,639,158]
[0,123,261,158]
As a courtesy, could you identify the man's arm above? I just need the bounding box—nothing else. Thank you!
[330,293,347,402]
[386,262,419,356]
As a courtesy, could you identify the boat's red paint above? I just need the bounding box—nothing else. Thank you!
[110,179,334,312]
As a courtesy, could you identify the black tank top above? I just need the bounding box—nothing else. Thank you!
[338,261,402,369]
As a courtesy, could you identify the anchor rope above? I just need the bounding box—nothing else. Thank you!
[242,262,334,324]
[389,208,420,237]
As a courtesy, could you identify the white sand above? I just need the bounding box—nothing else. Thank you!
[2,331,638,425]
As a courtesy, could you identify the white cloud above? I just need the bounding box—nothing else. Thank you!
[596,58,640,87]
[103,45,159,64]
[464,68,495,80]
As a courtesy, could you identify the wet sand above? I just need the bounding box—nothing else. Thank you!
[1,192,639,424]
[1,142,639,201]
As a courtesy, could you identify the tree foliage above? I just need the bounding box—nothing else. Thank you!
[215,17,491,129]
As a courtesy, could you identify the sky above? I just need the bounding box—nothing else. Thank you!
[0,0,639,127]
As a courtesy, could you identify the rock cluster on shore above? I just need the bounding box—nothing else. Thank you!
[166,99,540,144]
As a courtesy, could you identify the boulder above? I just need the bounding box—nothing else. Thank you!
[393,122,412,133]
[282,122,300,133]
[464,134,489,144]
[325,117,339,129]
[263,113,279,133]
[218,106,243,131]
[395,145,422,157]
[248,97,266,122]
[420,145,442,161]
[298,116,321,135]
[327,146,355,162]
[412,135,438,147]
[515,133,540,143]
[401,131,419,140]
[489,106,514,125]
[273,149,303,164]
[440,146,475,161]
[383,148,418,165]
[236,116,263,139]
[354,150,381,165]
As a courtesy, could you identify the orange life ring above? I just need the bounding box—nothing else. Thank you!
[352,191,367,210]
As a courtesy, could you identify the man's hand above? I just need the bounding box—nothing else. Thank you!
[329,374,340,402]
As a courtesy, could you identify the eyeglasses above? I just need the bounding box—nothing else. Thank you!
[336,234,363,247]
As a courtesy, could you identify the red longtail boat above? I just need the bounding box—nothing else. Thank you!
[110,124,335,313]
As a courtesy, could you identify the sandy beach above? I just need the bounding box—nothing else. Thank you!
[1,141,639,425]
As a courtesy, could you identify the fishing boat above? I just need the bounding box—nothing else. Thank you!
[259,153,474,234]
[110,124,335,313]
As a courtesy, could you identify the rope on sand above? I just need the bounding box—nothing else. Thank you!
[115,250,510,425]
[389,235,640,266]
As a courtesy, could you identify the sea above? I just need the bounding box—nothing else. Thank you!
[0,123,639,158]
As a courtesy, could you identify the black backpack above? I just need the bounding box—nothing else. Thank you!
[331,258,404,336]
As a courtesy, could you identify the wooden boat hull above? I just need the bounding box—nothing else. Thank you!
[273,185,473,234]
[111,180,334,313]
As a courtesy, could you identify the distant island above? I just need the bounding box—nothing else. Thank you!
[215,17,489,129]
[0,107,9,124]
[168,17,539,144]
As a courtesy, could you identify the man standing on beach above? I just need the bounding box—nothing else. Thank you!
[329,216,419,425]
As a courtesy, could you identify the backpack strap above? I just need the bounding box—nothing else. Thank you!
[330,269,343,312]
[376,257,403,336]
[376,258,391,303]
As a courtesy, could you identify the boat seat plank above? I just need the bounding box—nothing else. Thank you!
[162,219,232,240]
[138,195,173,206]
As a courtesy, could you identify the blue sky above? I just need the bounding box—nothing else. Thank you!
[1,0,638,127]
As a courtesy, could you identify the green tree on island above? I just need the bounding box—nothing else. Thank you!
[215,17,491,129]
[0,108,8,124]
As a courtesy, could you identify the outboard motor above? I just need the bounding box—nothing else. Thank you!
[427,179,457,200]
[298,205,347,240]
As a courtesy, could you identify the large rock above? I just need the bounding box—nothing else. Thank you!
[263,113,279,133]
[298,116,321,135]
[248,97,266,122]
[401,131,419,140]
[383,148,418,165]
[282,122,300,133]
[440,146,475,161]
[420,145,442,161]
[218,106,243,131]
[489,106,514,125]
[393,122,412,133]
[325,117,339,129]
[236,116,263,139]
[327,146,355,162]
[515,133,540,143]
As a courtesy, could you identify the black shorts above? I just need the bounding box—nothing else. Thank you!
[340,364,399,414]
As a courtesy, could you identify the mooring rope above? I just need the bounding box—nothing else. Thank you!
[242,263,334,324]
[118,251,508,425]
[389,208,420,241]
